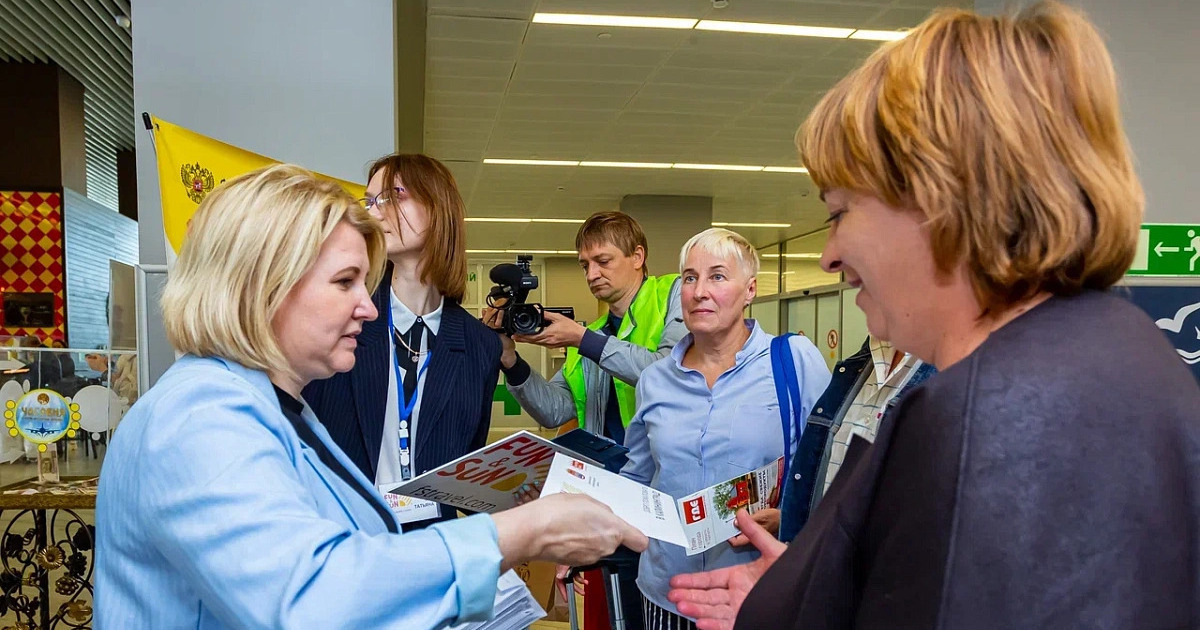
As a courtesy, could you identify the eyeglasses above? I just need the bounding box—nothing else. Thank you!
[358,186,406,212]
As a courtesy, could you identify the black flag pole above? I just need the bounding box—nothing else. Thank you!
[141,112,158,157]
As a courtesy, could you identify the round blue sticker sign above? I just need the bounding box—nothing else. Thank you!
[4,389,81,452]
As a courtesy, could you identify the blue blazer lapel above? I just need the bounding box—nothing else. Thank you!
[210,354,398,532]
[350,276,393,479]
[414,302,467,459]
[296,404,401,534]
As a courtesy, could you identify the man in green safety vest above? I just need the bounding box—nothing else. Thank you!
[487,210,685,449]
[486,211,683,630]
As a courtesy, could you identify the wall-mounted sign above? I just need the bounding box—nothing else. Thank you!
[1129,224,1200,276]
[3,389,82,452]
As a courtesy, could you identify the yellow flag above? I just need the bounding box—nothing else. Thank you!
[149,115,366,256]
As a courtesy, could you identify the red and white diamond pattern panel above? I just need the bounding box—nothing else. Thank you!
[0,190,66,346]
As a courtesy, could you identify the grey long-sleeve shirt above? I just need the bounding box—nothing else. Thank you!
[502,277,684,435]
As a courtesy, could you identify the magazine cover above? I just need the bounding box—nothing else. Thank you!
[385,431,598,514]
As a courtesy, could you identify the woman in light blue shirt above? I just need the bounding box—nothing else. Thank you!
[95,164,646,630]
[621,228,830,629]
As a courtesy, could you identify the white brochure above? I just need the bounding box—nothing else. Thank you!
[540,453,784,556]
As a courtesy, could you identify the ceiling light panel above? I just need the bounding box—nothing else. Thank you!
[850,29,910,41]
[465,217,586,224]
[481,159,813,174]
[483,158,580,166]
[695,20,854,39]
[532,13,697,29]
[579,161,674,169]
[715,222,792,229]
[467,249,580,255]
[674,163,764,172]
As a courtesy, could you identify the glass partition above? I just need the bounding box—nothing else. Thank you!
[782,230,840,292]
[749,299,781,336]
[1,341,135,484]
[756,244,781,298]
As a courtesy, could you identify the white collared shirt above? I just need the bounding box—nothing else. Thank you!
[823,338,922,492]
[376,291,443,486]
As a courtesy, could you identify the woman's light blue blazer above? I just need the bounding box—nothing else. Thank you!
[95,355,501,629]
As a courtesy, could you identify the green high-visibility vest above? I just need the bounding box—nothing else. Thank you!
[562,274,678,429]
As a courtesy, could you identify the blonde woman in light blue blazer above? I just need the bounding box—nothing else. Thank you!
[95,165,646,630]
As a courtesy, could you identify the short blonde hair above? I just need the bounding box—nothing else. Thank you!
[161,164,386,379]
[799,1,1143,314]
[679,228,760,279]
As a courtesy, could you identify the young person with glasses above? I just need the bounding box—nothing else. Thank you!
[304,153,503,531]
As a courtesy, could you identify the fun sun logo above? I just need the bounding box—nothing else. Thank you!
[180,162,216,204]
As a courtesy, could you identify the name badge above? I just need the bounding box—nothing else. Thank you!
[379,487,441,524]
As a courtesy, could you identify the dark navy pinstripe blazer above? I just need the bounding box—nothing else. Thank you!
[303,272,502,524]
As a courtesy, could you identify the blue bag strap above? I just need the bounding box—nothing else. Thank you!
[771,333,802,483]
[779,338,803,435]
[778,335,804,475]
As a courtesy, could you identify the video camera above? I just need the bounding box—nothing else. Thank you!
[486,255,575,336]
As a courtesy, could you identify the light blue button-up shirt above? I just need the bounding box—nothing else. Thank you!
[620,320,830,616]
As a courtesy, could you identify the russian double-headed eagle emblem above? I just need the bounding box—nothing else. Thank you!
[181,162,215,203]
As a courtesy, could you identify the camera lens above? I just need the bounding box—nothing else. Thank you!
[510,305,541,335]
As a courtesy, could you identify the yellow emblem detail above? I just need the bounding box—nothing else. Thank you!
[180,162,216,204]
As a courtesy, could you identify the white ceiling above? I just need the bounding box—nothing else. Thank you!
[0,0,965,250]
[0,0,132,213]
[425,0,968,251]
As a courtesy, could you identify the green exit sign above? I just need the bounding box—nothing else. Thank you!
[1129,224,1200,276]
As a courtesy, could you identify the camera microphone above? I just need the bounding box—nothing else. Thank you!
[487,255,569,336]
[489,263,525,286]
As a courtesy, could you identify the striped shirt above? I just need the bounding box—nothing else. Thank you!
[823,338,923,492]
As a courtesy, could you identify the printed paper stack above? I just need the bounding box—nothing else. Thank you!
[448,569,545,630]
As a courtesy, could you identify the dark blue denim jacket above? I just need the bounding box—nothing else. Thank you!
[777,338,937,543]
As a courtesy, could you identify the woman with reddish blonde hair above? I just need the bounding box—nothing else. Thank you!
[304,153,503,531]
[668,3,1199,628]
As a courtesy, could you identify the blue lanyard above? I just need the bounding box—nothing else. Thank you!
[389,306,432,481]
[393,350,429,481]
[387,307,432,423]
[393,350,431,421]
